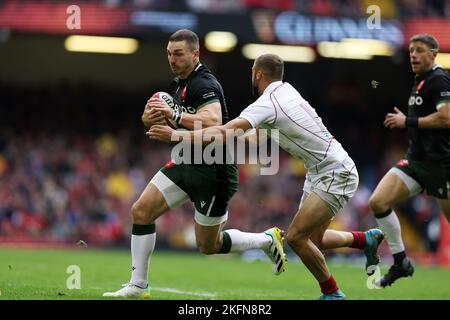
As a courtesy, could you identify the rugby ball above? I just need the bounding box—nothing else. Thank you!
[151,91,179,129]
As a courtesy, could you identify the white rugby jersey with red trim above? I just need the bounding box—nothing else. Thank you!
[239,81,350,173]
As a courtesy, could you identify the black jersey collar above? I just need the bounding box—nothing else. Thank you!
[187,62,203,79]
[416,64,443,81]
[175,62,203,83]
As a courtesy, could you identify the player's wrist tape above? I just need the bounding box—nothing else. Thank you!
[172,109,183,125]
[405,116,419,128]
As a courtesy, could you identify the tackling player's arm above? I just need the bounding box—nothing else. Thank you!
[149,101,273,143]
[148,117,253,144]
[238,127,269,145]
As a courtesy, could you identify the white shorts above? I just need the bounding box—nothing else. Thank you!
[300,157,359,214]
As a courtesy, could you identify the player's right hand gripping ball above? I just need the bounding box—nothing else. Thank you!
[151,91,179,129]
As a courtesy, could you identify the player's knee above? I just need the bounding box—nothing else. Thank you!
[368,193,390,214]
[131,201,152,224]
[285,228,308,248]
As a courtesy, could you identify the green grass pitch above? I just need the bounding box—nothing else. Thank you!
[0,248,449,300]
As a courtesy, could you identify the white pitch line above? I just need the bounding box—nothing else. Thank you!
[151,287,217,298]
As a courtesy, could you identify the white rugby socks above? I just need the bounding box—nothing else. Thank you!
[376,210,405,254]
[130,224,156,288]
[223,229,272,252]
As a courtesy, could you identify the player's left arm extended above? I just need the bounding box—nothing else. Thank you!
[148,117,253,144]
[384,103,450,129]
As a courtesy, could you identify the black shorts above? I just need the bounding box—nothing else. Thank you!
[161,162,238,216]
[394,159,450,199]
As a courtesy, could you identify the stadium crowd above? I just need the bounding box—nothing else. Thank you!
[0,83,441,255]
[83,0,450,18]
[4,0,447,17]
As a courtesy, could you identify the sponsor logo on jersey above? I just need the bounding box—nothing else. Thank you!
[397,159,409,167]
[182,106,197,114]
[164,91,196,114]
[200,201,206,208]
[202,92,217,100]
[409,95,423,106]
[440,91,450,97]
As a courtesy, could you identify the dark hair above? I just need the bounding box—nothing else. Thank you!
[254,54,284,80]
[410,34,439,53]
[169,29,199,52]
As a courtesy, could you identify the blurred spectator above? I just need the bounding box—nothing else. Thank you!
[244,0,295,11]
[4,0,448,17]
[0,79,442,255]
[186,0,245,13]
[308,0,336,16]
